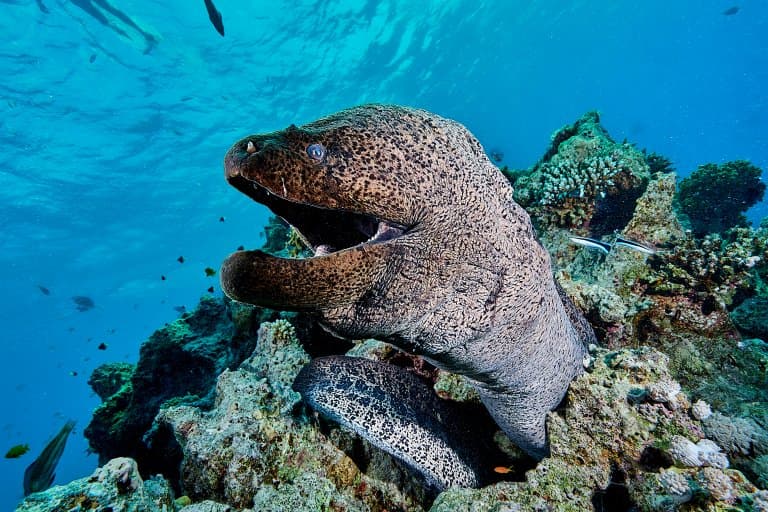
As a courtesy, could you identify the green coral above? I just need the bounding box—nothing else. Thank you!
[261,215,291,255]
[676,160,765,237]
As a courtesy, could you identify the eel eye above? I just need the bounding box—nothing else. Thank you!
[306,143,326,161]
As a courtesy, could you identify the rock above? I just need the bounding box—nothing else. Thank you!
[430,347,759,511]
[732,296,768,339]
[15,458,174,512]
[85,295,275,486]
[157,320,422,511]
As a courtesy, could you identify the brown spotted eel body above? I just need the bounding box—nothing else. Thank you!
[220,104,594,490]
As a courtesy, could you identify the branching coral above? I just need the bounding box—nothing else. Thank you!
[514,111,650,232]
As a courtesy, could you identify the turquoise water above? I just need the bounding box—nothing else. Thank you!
[1,0,766,506]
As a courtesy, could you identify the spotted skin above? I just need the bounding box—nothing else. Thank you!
[294,355,483,490]
[221,105,593,475]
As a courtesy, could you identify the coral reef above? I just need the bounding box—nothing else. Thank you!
[732,296,768,339]
[15,458,174,512]
[642,150,675,175]
[19,111,768,511]
[88,362,134,400]
[21,343,767,511]
[430,347,762,511]
[156,320,424,510]
[513,111,651,234]
[85,295,275,486]
[676,160,766,236]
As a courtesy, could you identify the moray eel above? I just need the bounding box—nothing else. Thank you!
[294,355,490,490]
[220,104,594,488]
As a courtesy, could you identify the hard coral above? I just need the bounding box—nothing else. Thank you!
[15,458,174,512]
[431,346,760,511]
[514,111,650,234]
[157,320,423,511]
[676,160,765,237]
[85,296,273,488]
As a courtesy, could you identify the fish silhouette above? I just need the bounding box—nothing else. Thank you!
[23,420,75,496]
[204,0,225,36]
[72,295,95,312]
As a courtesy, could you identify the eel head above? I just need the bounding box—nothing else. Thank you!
[220,104,519,347]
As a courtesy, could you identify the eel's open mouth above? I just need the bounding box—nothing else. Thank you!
[227,173,407,257]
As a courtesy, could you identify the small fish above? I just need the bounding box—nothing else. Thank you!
[568,236,612,254]
[69,371,78,377]
[219,216,226,222]
[161,275,166,281]
[204,0,225,36]
[722,6,739,15]
[5,444,30,459]
[493,466,513,474]
[237,245,245,251]
[23,420,75,496]
[97,342,107,350]
[204,267,216,277]
[71,296,95,312]
[37,285,50,296]
[88,53,96,63]
[207,286,214,293]
[173,305,187,313]
[614,237,656,255]
[177,256,185,263]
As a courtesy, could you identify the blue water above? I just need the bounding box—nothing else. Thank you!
[1,0,766,507]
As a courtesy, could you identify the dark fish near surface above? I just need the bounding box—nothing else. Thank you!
[72,295,95,312]
[37,285,50,296]
[204,0,225,36]
[23,420,75,496]
[722,6,739,15]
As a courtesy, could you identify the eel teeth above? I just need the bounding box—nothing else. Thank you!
[246,140,256,154]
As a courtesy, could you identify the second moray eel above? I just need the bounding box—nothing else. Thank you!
[220,104,594,489]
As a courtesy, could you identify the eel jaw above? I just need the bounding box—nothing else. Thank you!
[220,159,412,312]
[225,168,408,258]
